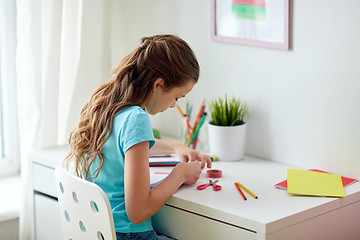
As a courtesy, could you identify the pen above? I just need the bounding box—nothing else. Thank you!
[236,182,258,199]
[234,182,247,200]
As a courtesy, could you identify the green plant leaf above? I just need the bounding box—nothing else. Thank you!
[208,95,248,126]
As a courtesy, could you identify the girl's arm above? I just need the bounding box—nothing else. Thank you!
[148,138,178,155]
[150,138,212,169]
[124,141,203,224]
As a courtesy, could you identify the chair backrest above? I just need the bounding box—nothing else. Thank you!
[55,165,116,240]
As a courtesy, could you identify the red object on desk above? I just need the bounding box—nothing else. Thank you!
[275,169,357,190]
[197,180,222,191]
[234,182,247,200]
[206,169,222,178]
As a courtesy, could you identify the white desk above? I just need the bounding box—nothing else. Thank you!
[152,158,360,240]
[29,146,360,240]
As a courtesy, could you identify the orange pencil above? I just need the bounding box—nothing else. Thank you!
[176,104,185,117]
[234,182,247,200]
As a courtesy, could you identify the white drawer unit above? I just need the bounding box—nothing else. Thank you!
[29,146,69,240]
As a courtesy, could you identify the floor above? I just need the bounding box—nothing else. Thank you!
[0,218,19,240]
[0,175,21,240]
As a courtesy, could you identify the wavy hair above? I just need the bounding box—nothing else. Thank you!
[64,34,200,179]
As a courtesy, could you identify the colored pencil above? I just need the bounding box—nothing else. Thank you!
[185,101,205,146]
[188,113,207,146]
[236,182,258,199]
[234,182,247,200]
[191,104,206,148]
[176,104,185,117]
[184,116,193,133]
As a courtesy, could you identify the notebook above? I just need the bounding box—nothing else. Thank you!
[287,168,346,197]
[149,154,180,166]
[150,170,171,188]
[275,169,357,190]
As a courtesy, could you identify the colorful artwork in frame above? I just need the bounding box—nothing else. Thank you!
[211,0,290,50]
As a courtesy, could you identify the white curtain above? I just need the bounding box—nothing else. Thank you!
[16,0,107,239]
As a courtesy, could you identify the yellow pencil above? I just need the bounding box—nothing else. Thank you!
[236,182,258,199]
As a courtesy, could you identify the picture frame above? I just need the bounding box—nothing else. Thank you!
[211,0,290,50]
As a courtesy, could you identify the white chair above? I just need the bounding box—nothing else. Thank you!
[55,165,116,240]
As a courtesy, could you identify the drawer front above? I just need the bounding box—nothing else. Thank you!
[34,193,63,240]
[32,163,57,198]
[153,204,256,240]
[267,200,360,240]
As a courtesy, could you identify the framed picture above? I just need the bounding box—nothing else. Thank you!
[211,0,290,50]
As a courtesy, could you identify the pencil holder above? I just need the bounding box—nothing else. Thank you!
[182,116,205,151]
[176,101,206,151]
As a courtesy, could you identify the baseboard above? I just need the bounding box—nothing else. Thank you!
[0,218,19,240]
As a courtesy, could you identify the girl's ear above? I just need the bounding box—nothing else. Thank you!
[153,78,164,91]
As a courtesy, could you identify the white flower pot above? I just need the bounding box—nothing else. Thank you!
[207,123,247,161]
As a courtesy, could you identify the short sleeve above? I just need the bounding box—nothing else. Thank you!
[120,108,155,153]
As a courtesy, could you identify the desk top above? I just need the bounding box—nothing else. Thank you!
[150,157,360,235]
[29,145,69,168]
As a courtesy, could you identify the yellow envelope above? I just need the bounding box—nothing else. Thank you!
[287,168,346,197]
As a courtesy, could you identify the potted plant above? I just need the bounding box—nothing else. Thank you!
[207,95,249,161]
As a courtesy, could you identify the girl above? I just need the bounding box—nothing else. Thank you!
[64,34,212,240]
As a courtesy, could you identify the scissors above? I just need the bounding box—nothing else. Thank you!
[197,180,222,191]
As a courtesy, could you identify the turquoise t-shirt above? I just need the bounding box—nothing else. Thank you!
[89,106,155,233]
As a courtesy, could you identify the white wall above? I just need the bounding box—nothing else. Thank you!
[108,0,360,179]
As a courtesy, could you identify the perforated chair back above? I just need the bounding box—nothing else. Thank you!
[55,165,116,240]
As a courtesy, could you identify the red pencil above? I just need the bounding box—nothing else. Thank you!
[234,182,247,200]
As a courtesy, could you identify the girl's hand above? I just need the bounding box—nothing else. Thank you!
[174,143,212,169]
[173,161,202,185]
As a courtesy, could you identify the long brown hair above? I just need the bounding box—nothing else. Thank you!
[64,34,199,179]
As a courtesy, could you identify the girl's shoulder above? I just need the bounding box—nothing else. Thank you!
[114,106,148,123]
[119,105,146,116]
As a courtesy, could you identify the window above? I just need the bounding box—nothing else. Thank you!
[0,67,5,158]
[0,0,20,177]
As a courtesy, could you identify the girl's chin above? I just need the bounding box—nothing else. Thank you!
[146,108,166,115]
[148,110,160,115]
[156,110,165,114]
